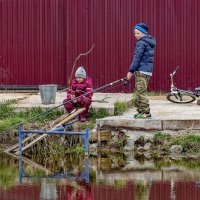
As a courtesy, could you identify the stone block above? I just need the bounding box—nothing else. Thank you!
[96,117,162,130]
[162,120,200,130]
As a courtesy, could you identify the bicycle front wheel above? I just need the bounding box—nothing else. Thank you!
[167,93,196,104]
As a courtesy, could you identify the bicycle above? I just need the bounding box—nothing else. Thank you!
[166,66,200,104]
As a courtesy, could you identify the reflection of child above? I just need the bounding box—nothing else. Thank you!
[40,179,57,200]
[63,67,93,122]
[67,184,93,200]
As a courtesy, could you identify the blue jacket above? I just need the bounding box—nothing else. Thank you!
[129,35,156,74]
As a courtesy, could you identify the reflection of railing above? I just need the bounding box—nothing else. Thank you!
[18,125,89,155]
[19,155,89,184]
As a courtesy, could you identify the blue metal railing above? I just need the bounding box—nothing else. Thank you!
[18,124,89,156]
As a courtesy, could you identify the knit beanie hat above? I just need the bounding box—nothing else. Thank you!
[75,66,86,78]
[134,23,149,34]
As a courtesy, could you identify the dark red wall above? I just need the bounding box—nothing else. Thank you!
[0,0,200,92]
[1,181,200,200]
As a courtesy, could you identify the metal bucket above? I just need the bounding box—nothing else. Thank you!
[39,84,57,104]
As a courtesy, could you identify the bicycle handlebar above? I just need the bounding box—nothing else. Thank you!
[170,66,180,89]
[172,66,180,75]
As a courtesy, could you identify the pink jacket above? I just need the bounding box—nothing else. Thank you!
[67,77,93,103]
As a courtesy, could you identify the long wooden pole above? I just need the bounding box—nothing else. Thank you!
[68,44,95,88]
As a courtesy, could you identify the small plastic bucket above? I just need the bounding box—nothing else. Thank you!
[39,84,57,104]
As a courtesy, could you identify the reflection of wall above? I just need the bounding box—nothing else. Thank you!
[149,182,171,200]
[0,185,41,200]
[93,182,135,200]
[1,181,200,200]
[175,182,200,200]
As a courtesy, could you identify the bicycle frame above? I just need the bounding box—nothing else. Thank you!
[167,66,200,104]
[170,66,179,91]
[170,66,200,97]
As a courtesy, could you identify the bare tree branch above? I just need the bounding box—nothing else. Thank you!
[68,44,95,88]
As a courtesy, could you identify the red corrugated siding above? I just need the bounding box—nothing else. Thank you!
[175,182,200,200]
[93,182,135,200]
[0,0,200,92]
[0,0,65,86]
[1,181,200,199]
[0,185,40,200]
[149,181,171,200]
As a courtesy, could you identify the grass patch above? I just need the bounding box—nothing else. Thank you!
[132,93,137,107]
[0,100,16,119]
[89,108,110,119]
[114,101,127,115]
[114,99,135,116]
[154,132,171,141]
[153,133,200,155]
[66,143,85,155]
[0,100,63,133]
[170,135,200,153]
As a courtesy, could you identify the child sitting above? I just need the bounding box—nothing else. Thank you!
[63,66,93,122]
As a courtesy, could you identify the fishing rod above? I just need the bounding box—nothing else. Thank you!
[68,44,95,88]
[3,77,128,133]
[59,44,95,93]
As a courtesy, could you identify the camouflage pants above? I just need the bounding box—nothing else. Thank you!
[134,71,150,114]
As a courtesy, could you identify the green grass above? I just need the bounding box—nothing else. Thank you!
[66,143,85,155]
[89,108,110,119]
[0,100,16,119]
[114,101,128,115]
[170,135,200,153]
[114,99,135,116]
[153,133,200,155]
[0,100,63,133]
[154,132,171,141]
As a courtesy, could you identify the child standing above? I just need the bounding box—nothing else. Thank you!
[127,23,156,119]
[63,66,93,122]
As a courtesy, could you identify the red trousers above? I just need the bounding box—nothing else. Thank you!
[63,97,91,118]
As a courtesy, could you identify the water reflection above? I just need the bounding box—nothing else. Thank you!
[18,154,89,184]
[1,153,200,199]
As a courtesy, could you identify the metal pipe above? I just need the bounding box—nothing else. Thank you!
[21,77,127,124]
[4,77,127,133]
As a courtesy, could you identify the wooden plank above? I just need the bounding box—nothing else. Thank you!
[55,108,85,127]
[15,134,48,154]
[97,125,101,147]
[15,108,84,154]
[49,114,69,128]
[89,130,111,142]
[5,151,51,174]
[4,134,37,153]
[64,118,79,126]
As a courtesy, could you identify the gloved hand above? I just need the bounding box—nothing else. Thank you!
[71,94,77,103]
[77,96,84,103]
[123,80,129,87]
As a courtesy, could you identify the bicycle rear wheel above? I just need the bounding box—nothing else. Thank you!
[167,93,196,104]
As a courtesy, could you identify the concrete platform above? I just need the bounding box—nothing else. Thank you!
[1,92,200,130]
[7,92,132,115]
[96,97,200,131]
[0,92,132,115]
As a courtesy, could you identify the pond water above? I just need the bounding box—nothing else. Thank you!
[1,152,200,200]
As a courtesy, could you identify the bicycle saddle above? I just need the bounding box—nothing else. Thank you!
[195,87,200,91]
